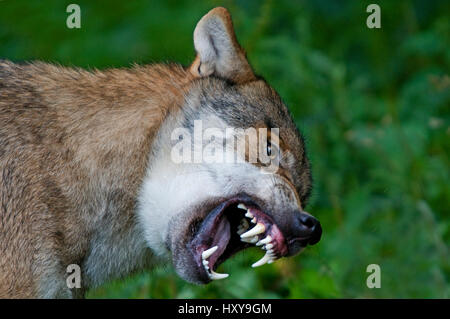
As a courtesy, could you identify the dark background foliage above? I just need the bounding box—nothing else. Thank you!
[0,0,448,298]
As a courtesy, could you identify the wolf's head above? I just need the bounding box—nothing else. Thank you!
[138,7,321,284]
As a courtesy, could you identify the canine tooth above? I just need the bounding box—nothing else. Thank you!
[203,260,209,266]
[237,203,247,210]
[260,236,272,244]
[251,218,257,224]
[240,223,265,238]
[265,243,273,250]
[251,252,271,268]
[241,236,258,244]
[202,246,218,260]
[209,270,229,280]
[245,212,253,218]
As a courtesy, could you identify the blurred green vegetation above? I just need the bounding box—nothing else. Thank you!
[1,0,448,298]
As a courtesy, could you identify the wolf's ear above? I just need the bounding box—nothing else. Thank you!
[189,7,256,84]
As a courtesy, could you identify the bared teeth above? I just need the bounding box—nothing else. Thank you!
[202,246,229,280]
[237,203,247,210]
[257,235,272,246]
[240,223,265,238]
[209,270,229,280]
[261,236,272,244]
[203,206,281,274]
[251,252,276,268]
[251,234,279,268]
[241,236,259,244]
[202,246,218,260]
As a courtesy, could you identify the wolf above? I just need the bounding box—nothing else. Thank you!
[0,7,321,298]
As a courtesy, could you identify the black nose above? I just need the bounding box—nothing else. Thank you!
[295,212,322,245]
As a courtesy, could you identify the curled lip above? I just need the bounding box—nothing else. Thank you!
[187,194,289,282]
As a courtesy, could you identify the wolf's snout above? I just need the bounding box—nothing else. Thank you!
[291,212,322,246]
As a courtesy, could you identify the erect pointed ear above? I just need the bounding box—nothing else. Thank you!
[189,7,256,84]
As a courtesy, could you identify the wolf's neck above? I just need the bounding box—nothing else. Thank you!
[36,63,192,193]
[46,63,192,170]
[32,62,194,286]
[32,62,193,269]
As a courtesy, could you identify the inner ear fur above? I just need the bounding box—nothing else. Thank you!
[189,7,256,84]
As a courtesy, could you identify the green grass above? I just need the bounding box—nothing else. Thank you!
[1,0,448,298]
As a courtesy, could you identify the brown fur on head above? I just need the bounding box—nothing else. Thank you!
[0,7,320,297]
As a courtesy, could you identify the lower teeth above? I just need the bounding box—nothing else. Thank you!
[202,205,281,280]
[209,270,229,280]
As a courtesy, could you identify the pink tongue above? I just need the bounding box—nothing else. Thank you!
[208,216,230,269]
